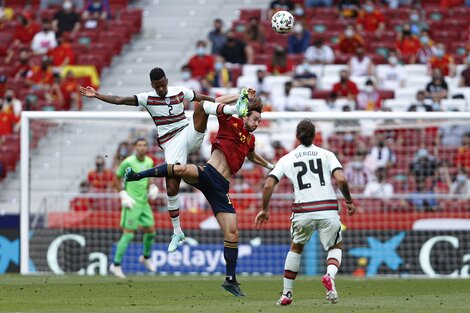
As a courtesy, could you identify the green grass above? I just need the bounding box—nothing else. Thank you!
[0,275,469,313]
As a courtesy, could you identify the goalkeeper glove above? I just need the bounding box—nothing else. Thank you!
[148,184,159,200]
[119,190,136,209]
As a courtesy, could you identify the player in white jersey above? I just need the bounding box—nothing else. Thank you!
[255,119,358,306]
[79,67,249,253]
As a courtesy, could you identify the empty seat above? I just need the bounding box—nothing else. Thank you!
[441,99,467,112]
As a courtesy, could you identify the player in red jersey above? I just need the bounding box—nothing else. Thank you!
[124,89,273,296]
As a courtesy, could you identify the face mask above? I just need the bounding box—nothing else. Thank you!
[410,14,419,21]
[364,5,374,13]
[389,56,398,65]
[92,2,101,8]
[295,8,304,16]
[293,24,303,33]
[5,96,13,102]
[435,49,444,58]
[345,29,354,38]
[344,133,354,142]
[302,62,310,70]
[340,77,348,83]
[96,163,104,170]
[119,147,127,158]
[196,47,206,56]
[432,102,440,111]
[214,62,223,71]
[63,1,72,10]
[352,161,363,170]
[467,55,470,64]
[181,71,191,80]
[365,86,374,93]
[420,36,429,44]
[457,174,467,183]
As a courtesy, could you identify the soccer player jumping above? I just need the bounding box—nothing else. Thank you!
[125,90,274,296]
[80,67,248,253]
[255,119,358,306]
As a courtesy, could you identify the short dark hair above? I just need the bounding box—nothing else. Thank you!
[296,119,315,146]
[149,67,166,81]
[133,137,147,145]
[247,97,263,116]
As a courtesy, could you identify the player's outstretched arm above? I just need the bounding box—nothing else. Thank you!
[333,169,357,216]
[255,176,278,230]
[79,86,137,106]
[247,151,275,170]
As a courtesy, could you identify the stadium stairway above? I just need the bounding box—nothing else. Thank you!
[0,0,270,214]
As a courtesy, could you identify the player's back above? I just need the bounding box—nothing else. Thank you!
[278,144,342,207]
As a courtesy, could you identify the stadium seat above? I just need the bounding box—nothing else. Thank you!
[318,76,338,90]
[242,64,267,77]
[239,9,262,21]
[290,87,312,99]
[404,64,428,77]
[404,75,430,90]
[383,99,409,112]
[323,64,347,78]
[395,87,419,100]
[236,75,257,89]
[441,99,468,112]
[262,75,292,93]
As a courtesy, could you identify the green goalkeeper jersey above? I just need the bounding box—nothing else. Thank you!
[116,155,154,207]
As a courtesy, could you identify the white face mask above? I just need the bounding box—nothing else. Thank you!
[63,1,73,10]
[345,29,354,38]
[181,71,191,80]
[457,174,467,183]
[196,47,206,56]
[293,24,303,33]
[389,56,398,65]
[365,86,374,93]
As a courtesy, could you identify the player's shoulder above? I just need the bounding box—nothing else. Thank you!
[135,90,156,98]
[167,85,191,95]
[122,154,136,164]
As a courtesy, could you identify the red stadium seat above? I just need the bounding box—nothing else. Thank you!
[4,0,40,10]
[119,8,143,33]
[239,9,262,21]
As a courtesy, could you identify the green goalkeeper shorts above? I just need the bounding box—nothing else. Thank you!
[120,203,154,230]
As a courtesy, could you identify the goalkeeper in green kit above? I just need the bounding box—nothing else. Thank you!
[110,138,159,278]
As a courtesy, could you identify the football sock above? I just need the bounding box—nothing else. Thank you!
[143,232,155,258]
[283,251,301,294]
[114,232,134,265]
[223,240,238,283]
[203,101,237,116]
[171,216,183,234]
[138,163,174,178]
[167,196,184,234]
[326,249,342,279]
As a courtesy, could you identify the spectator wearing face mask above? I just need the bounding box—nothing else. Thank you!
[187,40,214,79]
[356,0,385,38]
[455,132,470,172]
[428,43,455,77]
[53,0,81,37]
[415,29,436,65]
[336,25,364,55]
[0,99,20,136]
[13,49,33,81]
[363,167,394,198]
[459,54,470,87]
[344,152,372,189]
[377,50,406,90]
[450,167,470,195]
[112,141,131,171]
[2,89,22,118]
[292,59,318,91]
[395,23,421,62]
[357,79,381,111]
[88,155,114,191]
[287,22,311,54]
[206,56,233,88]
[267,45,294,75]
[220,31,253,65]
[304,39,335,64]
[365,137,396,171]
[425,68,448,102]
[244,17,264,43]
[348,46,374,76]
[332,69,359,102]
[408,9,428,36]
[12,13,40,46]
[31,19,57,55]
[174,65,202,93]
[407,91,433,112]
[208,18,226,54]
[338,0,360,18]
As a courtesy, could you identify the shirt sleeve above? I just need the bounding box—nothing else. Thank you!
[134,91,150,107]
[269,156,286,182]
[180,86,195,101]
[116,159,128,178]
[327,151,343,174]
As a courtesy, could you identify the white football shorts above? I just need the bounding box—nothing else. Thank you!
[291,215,342,251]
[162,118,206,164]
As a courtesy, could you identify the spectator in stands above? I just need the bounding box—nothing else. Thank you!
[2,89,21,118]
[365,136,396,171]
[425,68,448,102]
[272,140,288,162]
[305,0,333,7]
[356,0,385,38]
[408,9,428,36]
[88,155,114,191]
[254,69,268,93]
[60,71,82,110]
[439,123,470,147]
[455,132,470,172]
[357,79,381,111]
[271,81,305,111]
[458,54,470,87]
[208,18,226,55]
[450,167,470,195]
[244,17,264,43]
[82,0,110,26]
[187,40,214,79]
[428,43,455,77]
[395,23,421,63]
[433,160,451,194]
[407,90,433,112]
[304,39,335,64]
[287,23,311,54]
[344,152,371,189]
[338,0,360,18]
[377,50,406,90]
[270,0,294,14]
[49,35,75,67]
[206,56,233,88]
[220,31,253,65]
[12,13,40,45]
[336,25,364,55]
[31,19,58,55]
[332,69,359,102]
[26,56,54,88]
[267,45,294,75]
[363,167,394,198]
[409,148,438,184]
[71,180,91,212]
[0,99,19,136]
[415,30,436,65]
[112,141,131,171]
[53,0,81,37]
[409,179,438,212]
[14,49,33,81]
[292,59,318,91]
[174,64,202,94]
[348,46,374,76]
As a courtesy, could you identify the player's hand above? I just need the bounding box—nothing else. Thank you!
[247,88,256,100]
[147,184,159,200]
[120,190,136,209]
[345,201,357,216]
[255,210,269,230]
[79,86,97,98]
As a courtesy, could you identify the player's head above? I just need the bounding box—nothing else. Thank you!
[243,98,263,132]
[134,138,148,158]
[149,67,168,97]
[296,119,315,146]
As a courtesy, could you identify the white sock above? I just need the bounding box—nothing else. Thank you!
[326,249,342,279]
[167,195,183,234]
[203,101,236,116]
[171,216,183,234]
[283,251,301,294]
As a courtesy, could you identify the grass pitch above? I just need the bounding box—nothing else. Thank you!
[0,275,469,313]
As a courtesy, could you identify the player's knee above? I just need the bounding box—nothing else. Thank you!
[291,242,304,254]
[225,228,238,242]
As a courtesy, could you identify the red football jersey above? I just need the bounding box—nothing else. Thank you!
[211,114,255,175]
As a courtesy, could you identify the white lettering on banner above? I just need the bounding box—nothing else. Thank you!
[46,234,107,275]
[152,245,253,272]
[419,235,470,278]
